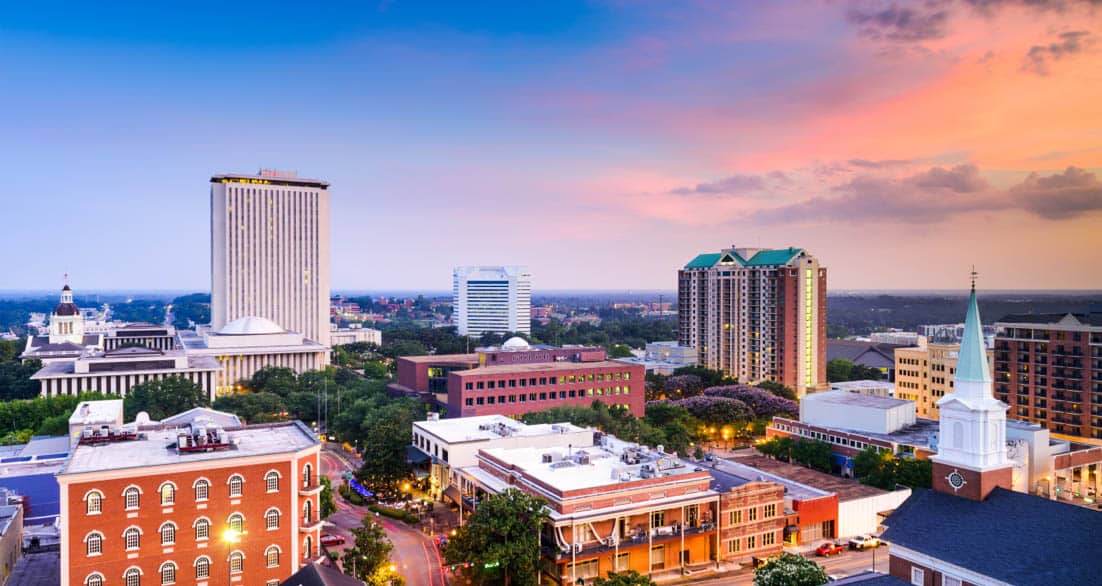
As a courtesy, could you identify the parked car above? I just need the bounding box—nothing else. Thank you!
[816,542,846,556]
[320,534,346,547]
[849,535,881,550]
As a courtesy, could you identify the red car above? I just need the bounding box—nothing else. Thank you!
[320,534,346,547]
[816,542,845,557]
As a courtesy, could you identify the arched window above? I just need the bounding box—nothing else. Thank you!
[159,482,176,506]
[228,474,244,497]
[953,421,964,450]
[124,567,142,586]
[159,522,176,545]
[229,551,245,574]
[303,535,313,559]
[123,527,141,550]
[123,486,141,510]
[194,556,211,580]
[159,561,176,585]
[303,499,313,525]
[84,573,105,586]
[265,545,280,568]
[85,532,103,556]
[193,478,210,501]
[303,463,313,487]
[85,490,103,515]
[264,470,280,492]
[227,513,244,534]
[265,508,280,530]
[194,517,211,541]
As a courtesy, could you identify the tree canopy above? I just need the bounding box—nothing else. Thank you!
[594,571,657,586]
[340,517,404,586]
[753,553,829,586]
[123,377,209,420]
[443,488,549,586]
[853,447,932,490]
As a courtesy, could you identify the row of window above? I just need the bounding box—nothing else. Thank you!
[725,530,779,554]
[463,371,632,391]
[464,387,631,407]
[82,548,288,586]
[726,503,778,525]
[771,424,889,454]
[84,506,307,555]
[84,464,315,514]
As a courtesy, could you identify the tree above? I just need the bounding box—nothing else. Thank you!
[754,380,797,400]
[608,344,634,359]
[123,377,209,420]
[341,517,403,586]
[443,489,549,586]
[753,553,829,586]
[826,359,854,383]
[594,571,656,586]
[358,402,420,495]
[320,475,337,519]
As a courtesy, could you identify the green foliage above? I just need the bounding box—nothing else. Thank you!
[339,484,365,506]
[369,504,418,524]
[853,447,932,489]
[670,366,731,388]
[357,401,422,495]
[107,299,165,324]
[212,392,287,423]
[608,344,634,358]
[320,476,337,519]
[522,401,698,455]
[340,517,400,586]
[827,359,885,382]
[753,553,829,586]
[594,570,657,586]
[170,293,210,329]
[754,380,797,400]
[123,377,209,421]
[443,489,549,586]
[0,392,111,444]
[789,438,833,473]
[757,436,795,462]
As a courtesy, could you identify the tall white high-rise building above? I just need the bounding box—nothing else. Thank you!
[452,266,531,336]
[210,170,330,349]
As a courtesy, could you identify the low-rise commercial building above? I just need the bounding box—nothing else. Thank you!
[58,415,322,586]
[103,323,177,351]
[895,338,993,419]
[32,347,221,400]
[828,380,895,398]
[613,341,697,375]
[328,325,381,347]
[800,391,916,436]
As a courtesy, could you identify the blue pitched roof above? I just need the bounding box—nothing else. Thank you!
[684,253,722,269]
[956,288,991,383]
[745,247,801,266]
[881,488,1102,585]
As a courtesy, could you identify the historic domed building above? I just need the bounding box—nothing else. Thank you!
[22,282,102,363]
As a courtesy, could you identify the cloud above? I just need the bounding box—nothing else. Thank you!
[1023,30,1091,74]
[846,3,952,42]
[1009,166,1102,218]
[964,0,1100,16]
[669,172,792,196]
[848,158,912,169]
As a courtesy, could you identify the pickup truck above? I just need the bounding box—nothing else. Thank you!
[816,541,846,556]
[849,535,881,550]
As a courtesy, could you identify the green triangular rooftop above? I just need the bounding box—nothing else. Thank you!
[683,247,801,269]
[956,288,991,383]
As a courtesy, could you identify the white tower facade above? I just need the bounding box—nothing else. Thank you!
[49,284,85,345]
[452,266,531,336]
[210,171,331,350]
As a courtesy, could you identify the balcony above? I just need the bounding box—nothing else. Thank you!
[300,516,324,532]
[544,523,715,561]
[301,483,324,496]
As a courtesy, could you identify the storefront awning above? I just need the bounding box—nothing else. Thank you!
[443,486,462,505]
[407,445,431,465]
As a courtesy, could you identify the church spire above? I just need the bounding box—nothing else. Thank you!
[956,268,990,385]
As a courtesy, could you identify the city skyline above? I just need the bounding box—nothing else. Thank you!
[2,2,1100,291]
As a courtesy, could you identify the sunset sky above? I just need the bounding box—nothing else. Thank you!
[2,1,1100,291]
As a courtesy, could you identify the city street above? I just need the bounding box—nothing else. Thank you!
[686,547,890,586]
[319,447,449,586]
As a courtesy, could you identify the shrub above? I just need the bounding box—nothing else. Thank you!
[369,504,418,524]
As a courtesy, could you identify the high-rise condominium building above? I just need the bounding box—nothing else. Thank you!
[210,170,330,348]
[993,309,1102,439]
[678,246,826,397]
[452,266,531,336]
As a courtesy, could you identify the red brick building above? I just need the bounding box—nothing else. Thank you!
[57,419,322,586]
[390,342,645,418]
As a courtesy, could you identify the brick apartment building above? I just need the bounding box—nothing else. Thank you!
[678,246,827,397]
[390,339,645,418]
[57,418,322,586]
[993,310,1102,439]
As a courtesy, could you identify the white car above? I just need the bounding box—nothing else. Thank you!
[849,535,881,550]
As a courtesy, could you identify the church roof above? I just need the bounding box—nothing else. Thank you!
[955,288,990,384]
[881,488,1102,585]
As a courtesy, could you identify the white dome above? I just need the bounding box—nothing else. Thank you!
[502,336,530,350]
[218,316,285,335]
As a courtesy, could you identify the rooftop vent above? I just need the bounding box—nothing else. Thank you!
[176,422,232,454]
[78,424,137,446]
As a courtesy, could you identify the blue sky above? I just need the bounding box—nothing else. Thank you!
[2,1,1100,292]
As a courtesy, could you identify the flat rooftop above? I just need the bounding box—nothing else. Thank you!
[177,330,327,353]
[413,415,589,444]
[804,390,910,409]
[398,353,479,364]
[59,420,319,476]
[33,354,221,378]
[68,400,123,425]
[780,415,941,449]
[729,454,887,501]
[455,360,634,376]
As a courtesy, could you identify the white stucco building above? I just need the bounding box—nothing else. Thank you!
[800,390,916,435]
[452,266,531,336]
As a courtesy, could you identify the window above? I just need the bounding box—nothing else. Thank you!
[194,557,210,579]
[193,479,210,501]
[229,551,244,574]
[303,500,314,524]
[303,535,313,559]
[650,545,665,570]
[748,508,758,521]
[124,486,140,510]
[267,581,280,586]
[228,474,244,497]
[124,527,141,550]
[265,470,280,492]
[159,482,175,505]
[763,532,775,546]
[194,518,210,541]
[85,532,103,556]
[650,511,665,527]
[85,491,103,515]
[942,576,962,586]
[85,573,105,586]
[726,539,740,554]
[159,523,176,545]
[265,545,280,567]
[747,535,756,549]
[615,552,629,571]
[227,513,244,533]
[125,568,141,586]
[265,508,280,530]
[160,562,176,585]
[728,510,742,525]
[910,567,924,586]
[763,504,776,518]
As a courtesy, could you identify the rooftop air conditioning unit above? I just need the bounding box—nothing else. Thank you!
[542,453,554,464]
